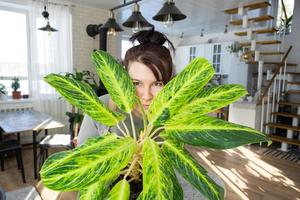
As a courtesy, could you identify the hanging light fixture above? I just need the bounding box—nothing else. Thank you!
[38,2,58,32]
[200,28,204,37]
[122,3,153,33]
[152,0,186,28]
[224,24,228,34]
[179,32,184,40]
[102,10,123,36]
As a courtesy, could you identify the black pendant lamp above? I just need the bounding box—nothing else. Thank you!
[38,5,58,32]
[102,10,123,36]
[152,0,186,28]
[122,3,153,33]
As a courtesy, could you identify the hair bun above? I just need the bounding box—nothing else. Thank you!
[130,27,166,46]
[129,27,175,52]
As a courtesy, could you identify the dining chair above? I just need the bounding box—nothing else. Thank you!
[0,140,26,183]
[39,116,75,169]
[0,187,6,200]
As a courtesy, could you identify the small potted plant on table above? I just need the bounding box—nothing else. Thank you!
[11,77,21,99]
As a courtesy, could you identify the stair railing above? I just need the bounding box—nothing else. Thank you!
[257,45,293,133]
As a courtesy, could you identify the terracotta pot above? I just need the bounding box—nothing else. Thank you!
[12,91,21,99]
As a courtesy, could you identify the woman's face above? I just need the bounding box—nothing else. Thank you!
[128,61,164,112]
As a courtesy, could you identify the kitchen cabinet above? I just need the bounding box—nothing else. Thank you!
[175,42,231,75]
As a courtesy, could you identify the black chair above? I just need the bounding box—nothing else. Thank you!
[0,187,6,200]
[0,140,26,183]
[39,117,75,169]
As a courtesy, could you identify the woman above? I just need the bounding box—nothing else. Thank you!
[76,29,223,199]
[77,29,174,145]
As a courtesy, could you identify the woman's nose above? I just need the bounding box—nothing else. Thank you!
[141,87,153,101]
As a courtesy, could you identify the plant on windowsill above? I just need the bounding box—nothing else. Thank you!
[40,50,269,200]
[0,83,7,101]
[11,77,21,99]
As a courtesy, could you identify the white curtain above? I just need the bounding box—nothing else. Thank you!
[29,1,72,133]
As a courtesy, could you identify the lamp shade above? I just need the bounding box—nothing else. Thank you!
[152,0,186,22]
[101,11,123,32]
[122,3,153,29]
[38,21,58,32]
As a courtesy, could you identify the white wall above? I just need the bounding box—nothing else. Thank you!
[71,5,118,75]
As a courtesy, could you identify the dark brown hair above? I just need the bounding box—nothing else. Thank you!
[123,28,174,84]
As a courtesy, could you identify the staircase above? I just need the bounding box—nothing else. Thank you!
[224,1,300,151]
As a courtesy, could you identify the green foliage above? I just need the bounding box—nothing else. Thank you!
[11,77,20,92]
[41,50,269,199]
[226,42,243,54]
[0,83,6,95]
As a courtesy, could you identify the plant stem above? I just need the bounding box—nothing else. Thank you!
[121,120,130,136]
[117,123,128,137]
[124,156,139,179]
[149,127,164,138]
[129,113,137,140]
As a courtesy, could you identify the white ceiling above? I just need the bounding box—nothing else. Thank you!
[68,0,259,37]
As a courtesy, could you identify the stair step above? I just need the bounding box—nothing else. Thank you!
[278,101,300,106]
[266,123,300,132]
[287,72,300,76]
[230,15,274,26]
[246,61,296,66]
[267,134,300,146]
[287,90,300,95]
[234,27,278,36]
[224,1,271,14]
[260,51,284,55]
[272,112,300,118]
[287,81,300,85]
[241,39,281,46]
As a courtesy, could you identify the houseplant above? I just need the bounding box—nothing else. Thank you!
[11,77,21,99]
[0,83,7,100]
[40,50,268,200]
[226,42,243,57]
[63,69,100,138]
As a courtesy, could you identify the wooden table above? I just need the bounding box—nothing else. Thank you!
[0,110,64,179]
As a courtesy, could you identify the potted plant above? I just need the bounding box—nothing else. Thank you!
[40,50,268,200]
[11,77,21,99]
[63,69,100,140]
[226,42,243,57]
[0,83,7,101]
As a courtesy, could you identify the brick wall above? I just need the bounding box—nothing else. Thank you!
[71,5,118,74]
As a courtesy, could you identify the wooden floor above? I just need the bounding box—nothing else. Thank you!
[0,145,299,200]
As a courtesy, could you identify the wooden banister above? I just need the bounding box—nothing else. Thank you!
[256,46,293,105]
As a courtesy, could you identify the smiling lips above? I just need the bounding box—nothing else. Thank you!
[143,104,149,110]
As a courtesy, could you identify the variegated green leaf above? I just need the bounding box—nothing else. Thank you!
[138,138,182,200]
[44,74,124,126]
[40,134,136,191]
[170,84,247,121]
[148,57,214,126]
[163,140,224,200]
[163,115,267,149]
[105,179,130,200]
[92,50,136,113]
[79,178,112,200]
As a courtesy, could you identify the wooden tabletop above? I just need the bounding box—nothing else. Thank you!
[0,110,64,134]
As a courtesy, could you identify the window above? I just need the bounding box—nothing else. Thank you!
[212,44,221,73]
[121,39,134,60]
[276,0,295,34]
[0,8,29,95]
[189,46,196,62]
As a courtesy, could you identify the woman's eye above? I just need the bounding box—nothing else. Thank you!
[154,81,164,87]
[133,81,141,86]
